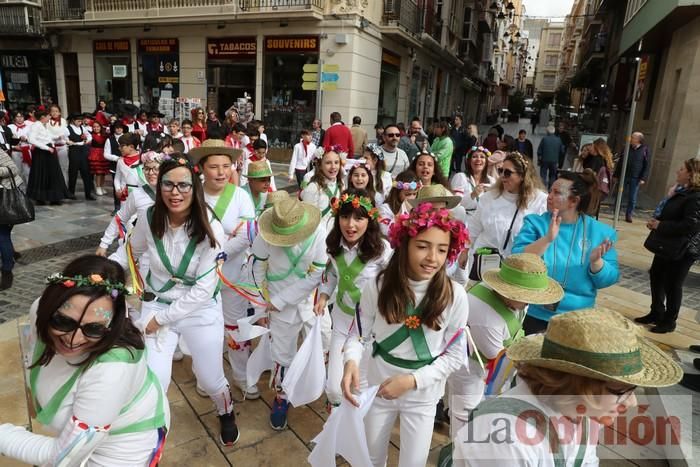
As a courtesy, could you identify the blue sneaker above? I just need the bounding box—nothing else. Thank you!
[270,396,289,430]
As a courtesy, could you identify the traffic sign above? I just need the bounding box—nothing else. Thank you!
[302,63,339,73]
[322,64,339,72]
[321,72,339,82]
[321,83,337,91]
[302,82,317,91]
[302,73,318,82]
[303,64,318,73]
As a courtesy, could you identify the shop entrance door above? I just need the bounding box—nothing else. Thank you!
[207,63,255,121]
[63,53,81,114]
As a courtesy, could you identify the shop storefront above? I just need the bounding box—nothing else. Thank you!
[206,36,257,122]
[0,51,56,111]
[263,35,318,156]
[138,38,180,114]
[94,39,132,109]
[377,49,400,126]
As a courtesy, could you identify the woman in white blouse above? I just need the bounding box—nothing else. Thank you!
[113,153,240,446]
[451,146,496,218]
[26,110,70,205]
[467,152,547,279]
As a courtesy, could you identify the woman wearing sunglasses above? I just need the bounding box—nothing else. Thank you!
[0,255,169,466]
[115,153,241,446]
[512,170,619,335]
[467,152,547,281]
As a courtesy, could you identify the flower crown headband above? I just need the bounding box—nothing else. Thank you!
[314,144,349,161]
[331,193,380,220]
[388,202,469,263]
[46,273,130,300]
[469,146,492,157]
[392,180,423,191]
[161,153,198,172]
[366,143,384,161]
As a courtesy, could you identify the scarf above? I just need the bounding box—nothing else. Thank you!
[302,140,309,155]
[122,154,141,167]
[653,185,686,219]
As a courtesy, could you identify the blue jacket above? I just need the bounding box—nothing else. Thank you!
[614,144,650,181]
[512,212,619,322]
[537,135,565,163]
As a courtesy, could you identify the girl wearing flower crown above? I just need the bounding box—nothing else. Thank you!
[301,147,344,228]
[409,149,450,188]
[347,164,377,204]
[314,188,392,409]
[451,146,496,217]
[377,170,421,236]
[341,202,469,466]
[364,143,392,204]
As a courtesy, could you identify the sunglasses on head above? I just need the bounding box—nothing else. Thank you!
[497,168,519,178]
[49,312,110,339]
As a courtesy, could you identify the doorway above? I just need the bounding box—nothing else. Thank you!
[63,53,81,114]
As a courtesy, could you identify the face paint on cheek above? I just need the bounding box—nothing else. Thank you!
[93,307,113,326]
[58,301,73,313]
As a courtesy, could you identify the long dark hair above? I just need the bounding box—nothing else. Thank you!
[386,170,420,214]
[151,153,218,247]
[409,152,450,187]
[465,149,491,185]
[377,234,453,331]
[364,148,387,194]
[557,169,600,215]
[32,255,143,369]
[310,150,344,190]
[327,188,384,262]
[347,165,376,201]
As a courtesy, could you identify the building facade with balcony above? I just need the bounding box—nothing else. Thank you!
[36,0,496,158]
[533,21,564,98]
[522,18,547,97]
[0,0,58,110]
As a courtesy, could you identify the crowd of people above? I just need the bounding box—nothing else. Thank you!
[0,105,697,466]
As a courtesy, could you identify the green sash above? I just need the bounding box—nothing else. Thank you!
[321,184,339,217]
[243,185,266,218]
[372,305,436,370]
[266,232,323,282]
[468,284,524,348]
[135,165,156,201]
[29,340,166,433]
[335,254,366,316]
[212,183,236,222]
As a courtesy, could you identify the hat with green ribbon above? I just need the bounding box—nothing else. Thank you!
[407,184,461,209]
[258,198,321,247]
[247,159,273,179]
[188,139,243,166]
[481,253,563,305]
[507,308,683,387]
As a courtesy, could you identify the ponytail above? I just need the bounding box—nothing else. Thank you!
[558,169,600,215]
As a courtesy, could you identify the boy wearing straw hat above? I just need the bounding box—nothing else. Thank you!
[190,139,260,398]
[251,198,328,430]
[447,253,563,435]
[242,159,275,219]
[453,308,682,466]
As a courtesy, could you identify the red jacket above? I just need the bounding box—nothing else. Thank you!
[322,123,354,157]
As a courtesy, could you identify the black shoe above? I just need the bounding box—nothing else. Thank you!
[0,271,13,290]
[690,345,700,354]
[650,321,676,333]
[625,214,633,223]
[86,196,97,201]
[35,200,46,206]
[634,312,658,325]
[67,193,77,200]
[218,411,240,446]
[50,201,62,206]
[679,373,700,392]
[694,358,700,371]
[13,251,21,261]
[434,398,450,425]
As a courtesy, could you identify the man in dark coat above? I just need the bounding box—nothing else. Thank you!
[515,129,534,160]
[614,131,650,222]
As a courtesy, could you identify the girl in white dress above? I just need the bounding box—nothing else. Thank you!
[301,147,344,229]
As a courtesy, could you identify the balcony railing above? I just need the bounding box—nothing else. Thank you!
[383,0,420,35]
[42,0,322,21]
[0,4,41,34]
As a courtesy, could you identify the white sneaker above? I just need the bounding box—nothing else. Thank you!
[195,384,208,397]
[172,349,184,361]
[95,187,104,196]
[235,381,260,400]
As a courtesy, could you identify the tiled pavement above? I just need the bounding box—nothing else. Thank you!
[0,166,698,466]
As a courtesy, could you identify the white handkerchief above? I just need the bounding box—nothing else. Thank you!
[281,315,326,407]
[247,334,273,389]
[308,385,379,467]
[228,311,270,342]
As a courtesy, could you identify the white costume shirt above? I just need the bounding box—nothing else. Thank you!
[451,173,496,214]
[345,278,469,403]
[64,124,92,145]
[114,158,142,196]
[27,121,54,151]
[250,223,327,324]
[301,178,341,228]
[289,141,316,177]
[469,189,547,256]
[103,135,124,163]
[46,118,67,145]
[381,146,410,177]
[8,122,32,151]
[117,216,225,326]
[100,187,155,249]
[454,383,599,467]
[373,170,393,205]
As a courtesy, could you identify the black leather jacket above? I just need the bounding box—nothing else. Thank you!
[655,189,700,259]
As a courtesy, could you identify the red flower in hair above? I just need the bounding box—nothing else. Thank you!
[62,280,76,288]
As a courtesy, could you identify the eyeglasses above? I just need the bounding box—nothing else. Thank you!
[497,168,519,178]
[607,385,637,404]
[49,312,110,339]
[143,166,159,173]
[385,133,401,138]
[161,181,193,193]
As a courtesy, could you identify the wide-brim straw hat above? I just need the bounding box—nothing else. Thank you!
[507,309,683,387]
[481,253,564,305]
[258,198,321,247]
[264,190,290,209]
[247,159,273,179]
[188,139,243,165]
[407,184,461,209]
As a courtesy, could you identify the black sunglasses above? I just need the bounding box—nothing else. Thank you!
[49,312,110,339]
[385,132,401,137]
[497,168,519,178]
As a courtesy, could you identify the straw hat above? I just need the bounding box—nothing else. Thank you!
[507,309,683,387]
[247,159,273,179]
[407,184,461,209]
[258,198,321,247]
[188,139,243,165]
[264,190,290,209]
[481,253,564,305]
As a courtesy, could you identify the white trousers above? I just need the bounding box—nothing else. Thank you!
[143,302,233,415]
[221,286,253,388]
[325,309,354,405]
[447,361,486,436]
[364,396,435,467]
[56,145,69,182]
[10,151,30,182]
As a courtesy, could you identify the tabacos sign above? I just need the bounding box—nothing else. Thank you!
[208,37,257,58]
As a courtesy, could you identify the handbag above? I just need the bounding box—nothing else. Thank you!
[643,229,689,261]
[0,168,34,225]
[469,207,519,281]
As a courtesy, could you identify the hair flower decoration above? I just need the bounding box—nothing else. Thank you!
[313,146,326,160]
[405,316,421,329]
[392,180,423,191]
[367,143,384,161]
[469,146,492,157]
[331,193,380,219]
[388,202,469,263]
[46,273,130,299]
